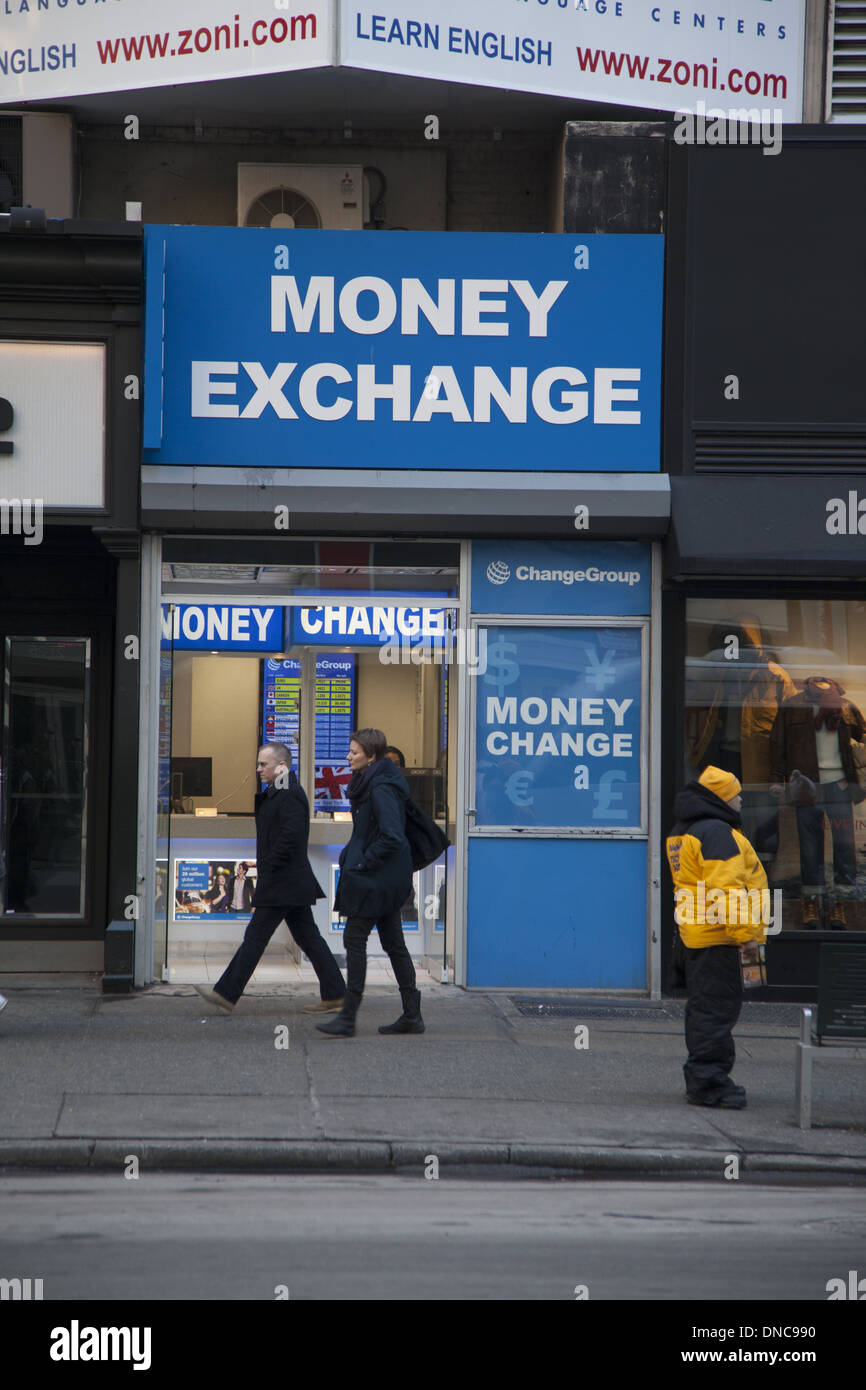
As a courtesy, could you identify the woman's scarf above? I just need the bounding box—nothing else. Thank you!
[804,676,846,731]
[347,756,388,802]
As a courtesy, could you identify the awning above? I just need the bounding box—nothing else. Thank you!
[668,476,866,578]
[142,467,671,539]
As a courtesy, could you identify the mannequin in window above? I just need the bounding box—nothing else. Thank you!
[769,676,866,929]
[685,619,796,861]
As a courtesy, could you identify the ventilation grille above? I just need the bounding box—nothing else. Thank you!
[693,431,866,471]
[0,117,23,213]
[829,0,866,120]
[243,187,321,230]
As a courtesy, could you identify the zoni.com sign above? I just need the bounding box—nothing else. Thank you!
[143,227,663,473]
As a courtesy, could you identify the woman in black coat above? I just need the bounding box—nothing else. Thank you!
[317,727,424,1038]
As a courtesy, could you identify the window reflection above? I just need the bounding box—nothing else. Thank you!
[685,601,866,931]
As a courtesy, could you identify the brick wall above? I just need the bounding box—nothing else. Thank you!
[78,124,558,233]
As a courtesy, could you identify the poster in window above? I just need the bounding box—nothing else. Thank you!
[173,858,257,921]
[475,625,643,830]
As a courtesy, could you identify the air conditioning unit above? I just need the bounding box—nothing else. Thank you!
[237,164,367,230]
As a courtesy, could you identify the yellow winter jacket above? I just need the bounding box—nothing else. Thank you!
[666,782,769,948]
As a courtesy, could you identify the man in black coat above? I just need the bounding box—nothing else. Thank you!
[195,743,346,1014]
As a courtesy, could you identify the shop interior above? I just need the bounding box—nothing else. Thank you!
[154,547,459,986]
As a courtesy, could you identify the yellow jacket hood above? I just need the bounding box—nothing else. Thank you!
[666,782,769,948]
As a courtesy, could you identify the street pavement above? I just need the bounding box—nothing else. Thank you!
[1,982,865,1176]
[4,1173,865,1301]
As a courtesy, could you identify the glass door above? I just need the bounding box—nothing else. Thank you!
[154,607,271,982]
[299,640,454,968]
[150,572,461,986]
[153,609,174,980]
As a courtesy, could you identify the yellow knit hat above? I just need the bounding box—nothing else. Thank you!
[698,765,742,804]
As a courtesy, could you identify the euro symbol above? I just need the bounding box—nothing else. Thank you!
[505,771,534,807]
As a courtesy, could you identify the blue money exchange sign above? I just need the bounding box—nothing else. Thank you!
[475,626,643,829]
[143,226,663,472]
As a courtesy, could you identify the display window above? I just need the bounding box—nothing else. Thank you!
[684,599,866,932]
[153,552,458,983]
[1,636,91,920]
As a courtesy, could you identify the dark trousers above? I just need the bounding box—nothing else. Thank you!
[682,943,743,1099]
[343,911,416,1003]
[741,790,780,862]
[215,904,346,1005]
[795,781,856,895]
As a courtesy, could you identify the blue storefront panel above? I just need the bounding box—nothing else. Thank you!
[466,839,647,989]
[466,537,652,990]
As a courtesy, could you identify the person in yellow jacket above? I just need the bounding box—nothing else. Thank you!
[666,766,769,1108]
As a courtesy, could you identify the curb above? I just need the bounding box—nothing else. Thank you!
[2,1139,866,1178]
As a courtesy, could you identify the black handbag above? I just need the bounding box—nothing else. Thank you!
[404,797,449,870]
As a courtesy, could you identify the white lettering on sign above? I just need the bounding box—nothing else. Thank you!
[270,276,567,338]
[485,730,633,758]
[298,606,447,640]
[514,565,642,585]
[486,697,633,727]
[484,695,635,758]
[190,361,642,426]
[161,607,277,645]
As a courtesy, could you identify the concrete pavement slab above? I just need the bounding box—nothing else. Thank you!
[55,1093,319,1139]
[315,1095,728,1147]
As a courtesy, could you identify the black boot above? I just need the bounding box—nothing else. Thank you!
[316,992,359,1037]
[378,988,425,1035]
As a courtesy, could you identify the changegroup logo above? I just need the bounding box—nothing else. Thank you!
[486,561,511,585]
[485,561,642,588]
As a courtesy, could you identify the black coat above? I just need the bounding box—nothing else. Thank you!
[335,758,413,919]
[252,772,324,907]
[227,874,254,912]
[769,691,866,803]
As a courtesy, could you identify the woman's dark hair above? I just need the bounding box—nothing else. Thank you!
[350,728,388,760]
[384,745,406,767]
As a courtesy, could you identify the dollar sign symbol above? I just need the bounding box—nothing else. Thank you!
[483,638,519,699]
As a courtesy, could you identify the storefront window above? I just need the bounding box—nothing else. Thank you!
[154,552,459,982]
[684,600,866,932]
[1,637,90,918]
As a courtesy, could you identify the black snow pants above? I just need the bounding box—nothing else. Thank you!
[681,942,743,1100]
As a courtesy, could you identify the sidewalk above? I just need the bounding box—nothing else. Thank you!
[1,980,865,1177]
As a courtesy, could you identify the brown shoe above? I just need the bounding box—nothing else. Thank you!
[193,984,234,1013]
[828,899,847,930]
[303,998,345,1013]
[801,897,821,930]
